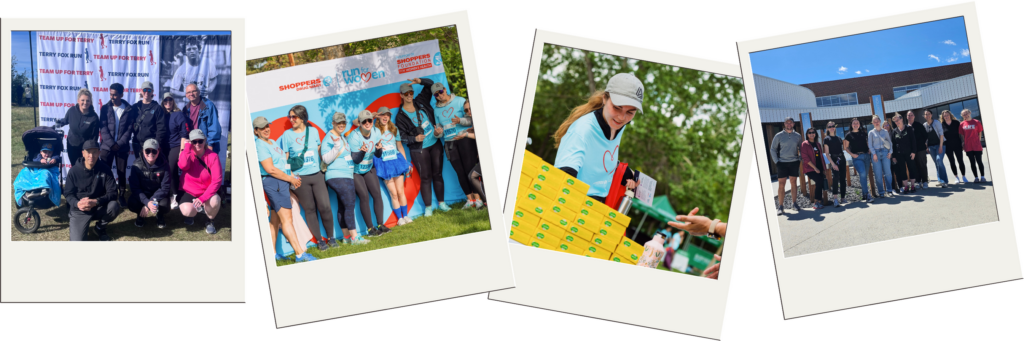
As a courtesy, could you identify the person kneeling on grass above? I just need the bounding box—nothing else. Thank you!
[178,129,223,234]
[66,140,120,241]
[128,139,171,229]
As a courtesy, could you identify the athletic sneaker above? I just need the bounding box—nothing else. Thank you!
[424,206,435,217]
[794,205,801,212]
[351,235,370,245]
[475,200,484,209]
[462,201,475,209]
[397,217,409,226]
[402,216,413,225]
[367,226,382,237]
[777,206,784,215]
[95,222,112,241]
[437,202,452,212]
[910,187,917,193]
[205,221,217,234]
[841,198,849,204]
[184,217,195,226]
[156,217,166,229]
[922,182,929,189]
[963,176,969,183]
[833,198,841,207]
[813,203,824,210]
[327,238,339,248]
[867,196,875,203]
[170,195,179,210]
[378,224,392,235]
[295,253,318,263]
[275,253,289,261]
[135,215,145,227]
[981,176,987,182]
[316,240,328,251]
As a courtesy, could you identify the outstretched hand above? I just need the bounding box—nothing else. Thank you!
[703,254,722,279]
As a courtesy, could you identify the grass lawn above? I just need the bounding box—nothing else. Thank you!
[276,202,492,265]
[10,106,233,241]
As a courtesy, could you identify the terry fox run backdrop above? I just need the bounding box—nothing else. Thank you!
[35,31,232,181]
[247,40,466,255]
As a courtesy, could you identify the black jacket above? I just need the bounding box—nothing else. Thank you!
[394,78,437,151]
[132,100,170,152]
[128,155,171,203]
[891,125,917,156]
[910,121,928,152]
[942,119,963,148]
[168,110,192,149]
[57,105,101,148]
[99,100,138,153]
[65,159,118,212]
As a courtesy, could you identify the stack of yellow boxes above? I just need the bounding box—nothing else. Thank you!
[509,150,644,265]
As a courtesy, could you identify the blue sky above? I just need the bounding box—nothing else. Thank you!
[750,17,971,85]
[11,31,230,76]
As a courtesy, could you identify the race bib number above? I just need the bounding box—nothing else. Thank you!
[304,150,316,165]
[358,159,373,173]
[381,142,398,161]
[421,119,431,130]
[443,123,458,140]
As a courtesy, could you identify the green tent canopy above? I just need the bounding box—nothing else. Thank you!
[631,195,678,224]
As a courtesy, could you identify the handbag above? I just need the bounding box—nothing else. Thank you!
[287,127,310,172]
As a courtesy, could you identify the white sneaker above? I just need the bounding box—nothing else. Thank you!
[462,200,476,209]
[397,217,408,226]
[170,195,178,210]
[474,200,484,209]
[922,182,929,189]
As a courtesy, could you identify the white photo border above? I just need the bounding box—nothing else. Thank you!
[486,30,753,340]
[736,2,1022,318]
[243,11,515,328]
[0,18,246,302]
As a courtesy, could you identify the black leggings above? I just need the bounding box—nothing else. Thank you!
[99,149,129,194]
[353,168,384,229]
[966,150,985,177]
[830,161,846,197]
[168,146,182,197]
[914,150,928,183]
[806,171,825,202]
[411,142,445,206]
[325,177,357,233]
[893,152,918,184]
[469,164,485,203]
[445,138,480,196]
[944,145,966,177]
[293,172,334,240]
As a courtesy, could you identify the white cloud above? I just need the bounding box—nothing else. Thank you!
[947,57,958,62]
[961,49,971,57]
[928,54,940,62]
[865,69,870,73]
[943,40,956,45]
[855,71,862,74]
[837,66,848,74]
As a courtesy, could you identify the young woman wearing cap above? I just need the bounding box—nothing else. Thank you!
[178,129,224,234]
[128,139,172,229]
[282,105,336,250]
[459,99,486,209]
[959,109,986,183]
[868,115,895,197]
[349,110,390,236]
[431,83,482,208]
[57,88,101,167]
[373,107,414,225]
[321,112,369,245]
[822,121,846,206]
[941,110,967,184]
[890,113,918,193]
[394,78,449,215]
[254,117,316,262]
[801,128,827,209]
[165,93,190,209]
[552,73,640,202]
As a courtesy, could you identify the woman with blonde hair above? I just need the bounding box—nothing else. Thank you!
[890,113,918,193]
[868,115,894,197]
[940,110,967,184]
[373,106,413,226]
[552,73,642,201]
[56,88,101,166]
[959,109,986,183]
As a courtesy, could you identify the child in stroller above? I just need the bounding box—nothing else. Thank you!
[14,126,66,233]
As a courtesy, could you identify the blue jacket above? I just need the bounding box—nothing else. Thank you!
[180,97,221,147]
[167,110,193,149]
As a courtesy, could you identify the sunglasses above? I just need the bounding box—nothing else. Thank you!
[402,91,414,97]
[288,115,300,120]
[361,119,373,124]
[192,139,206,145]
[144,149,158,155]
[433,89,445,99]
[827,125,835,128]
[143,89,153,93]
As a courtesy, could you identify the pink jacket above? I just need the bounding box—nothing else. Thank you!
[178,144,223,203]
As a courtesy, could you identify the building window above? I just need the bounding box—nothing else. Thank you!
[893,81,939,98]
[815,92,859,107]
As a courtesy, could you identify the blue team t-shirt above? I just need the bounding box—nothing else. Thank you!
[376,126,403,161]
[553,112,624,198]
[321,131,354,180]
[255,137,290,177]
[432,95,469,142]
[401,106,437,148]
[280,127,322,176]
[347,128,381,175]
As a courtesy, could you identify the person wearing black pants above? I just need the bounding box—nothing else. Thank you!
[395,78,449,215]
[430,82,483,209]
[959,109,986,183]
[800,129,827,210]
[907,111,930,188]
[57,89,102,168]
[940,110,966,184]
[66,141,120,241]
[282,105,336,250]
[99,83,138,206]
[165,93,190,207]
[891,113,918,193]
[822,122,846,206]
[350,110,391,236]
[127,139,172,229]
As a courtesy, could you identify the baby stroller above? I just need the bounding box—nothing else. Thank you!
[13,125,66,234]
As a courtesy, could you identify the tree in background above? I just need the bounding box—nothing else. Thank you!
[527,45,747,226]
[245,26,467,98]
[11,56,34,106]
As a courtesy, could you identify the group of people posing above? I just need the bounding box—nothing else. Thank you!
[771,108,986,213]
[256,78,484,263]
[57,81,225,240]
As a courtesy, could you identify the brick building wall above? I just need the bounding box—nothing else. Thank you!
[799,63,974,103]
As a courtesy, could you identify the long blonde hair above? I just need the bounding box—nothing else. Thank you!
[375,107,399,137]
[553,91,608,148]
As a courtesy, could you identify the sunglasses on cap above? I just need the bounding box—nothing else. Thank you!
[192,139,206,145]
[144,149,158,155]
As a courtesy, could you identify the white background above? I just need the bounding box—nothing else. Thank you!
[247,1,1024,337]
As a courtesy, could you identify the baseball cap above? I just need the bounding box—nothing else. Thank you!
[430,83,446,95]
[83,140,100,151]
[162,93,174,101]
[252,116,271,129]
[332,112,347,124]
[141,81,154,92]
[143,138,160,151]
[377,106,390,115]
[41,143,53,151]
[605,73,645,114]
[358,110,374,122]
[189,129,206,141]
[399,83,414,94]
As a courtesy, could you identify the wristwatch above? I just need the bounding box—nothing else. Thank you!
[707,219,721,239]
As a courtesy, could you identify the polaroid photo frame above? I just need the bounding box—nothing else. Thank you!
[487,30,753,339]
[737,3,1022,318]
[1,18,246,302]
[244,12,514,328]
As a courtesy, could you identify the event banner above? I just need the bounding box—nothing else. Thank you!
[35,31,232,181]
[247,40,465,254]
